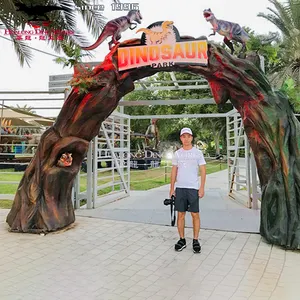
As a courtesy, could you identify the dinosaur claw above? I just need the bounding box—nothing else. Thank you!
[129,23,137,30]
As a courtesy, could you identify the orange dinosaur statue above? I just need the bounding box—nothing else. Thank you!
[136,21,174,44]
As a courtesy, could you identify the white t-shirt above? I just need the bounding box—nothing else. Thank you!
[172,147,206,190]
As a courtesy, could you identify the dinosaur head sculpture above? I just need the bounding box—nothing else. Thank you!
[127,9,142,24]
[161,21,174,30]
[203,8,215,21]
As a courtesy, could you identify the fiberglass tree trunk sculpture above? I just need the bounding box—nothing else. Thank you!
[6,55,136,233]
[6,38,300,250]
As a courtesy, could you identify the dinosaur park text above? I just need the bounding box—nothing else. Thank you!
[117,40,208,71]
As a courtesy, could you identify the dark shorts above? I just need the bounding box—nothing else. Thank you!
[175,188,199,213]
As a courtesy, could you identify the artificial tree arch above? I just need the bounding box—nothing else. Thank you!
[6,38,300,249]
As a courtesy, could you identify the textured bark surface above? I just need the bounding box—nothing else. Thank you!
[6,48,135,233]
[7,38,300,249]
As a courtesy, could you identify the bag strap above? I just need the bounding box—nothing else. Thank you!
[170,195,176,226]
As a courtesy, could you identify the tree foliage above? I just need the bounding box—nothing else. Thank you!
[280,77,300,112]
[124,72,233,155]
[53,40,92,68]
[0,0,118,66]
[123,22,300,153]
[258,0,300,86]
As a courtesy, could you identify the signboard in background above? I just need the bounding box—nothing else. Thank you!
[117,21,208,71]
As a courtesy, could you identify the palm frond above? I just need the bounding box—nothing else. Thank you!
[258,12,291,37]
[258,0,298,37]
[258,0,300,85]
[0,0,124,67]
[9,35,33,67]
[0,0,15,16]
[268,0,292,29]
[0,0,22,28]
[288,0,300,30]
[72,0,107,38]
[55,0,78,29]
[0,13,33,66]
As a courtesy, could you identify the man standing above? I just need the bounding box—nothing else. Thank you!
[169,127,206,253]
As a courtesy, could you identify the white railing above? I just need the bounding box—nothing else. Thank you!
[226,109,260,209]
[72,111,131,209]
[0,91,131,207]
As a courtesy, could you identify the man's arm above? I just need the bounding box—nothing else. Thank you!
[170,165,178,197]
[199,165,206,198]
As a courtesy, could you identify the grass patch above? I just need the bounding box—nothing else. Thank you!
[0,200,13,209]
[0,161,227,203]
[130,160,226,190]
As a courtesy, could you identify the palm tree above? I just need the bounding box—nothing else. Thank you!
[258,0,300,86]
[0,0,119,66]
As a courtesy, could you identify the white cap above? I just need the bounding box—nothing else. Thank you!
[180,127,193,136]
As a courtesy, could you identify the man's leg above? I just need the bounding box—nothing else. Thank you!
[191,212,200,239]
[177,212,186,239]
[174,188,187,251]
[174,211,186,251]
[188,189,201,253]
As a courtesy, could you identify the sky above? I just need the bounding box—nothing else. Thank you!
[0,0,279,117]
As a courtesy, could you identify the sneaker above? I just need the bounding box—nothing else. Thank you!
[175,238,186,251]
[193,239,201,253]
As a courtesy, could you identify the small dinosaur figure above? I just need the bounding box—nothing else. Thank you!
[15,2,71,22]
[136,21,174,44]
[81,10,142,51]
[57,153,73,167]
[203,8,250,55]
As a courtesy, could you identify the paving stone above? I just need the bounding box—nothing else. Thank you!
[0,209,298,300]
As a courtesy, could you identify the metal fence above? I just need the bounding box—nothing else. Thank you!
[72,111,131,209]
[0,91,130,207]
[226,109,260,209]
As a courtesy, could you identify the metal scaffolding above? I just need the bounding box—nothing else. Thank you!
[226,109,260,209]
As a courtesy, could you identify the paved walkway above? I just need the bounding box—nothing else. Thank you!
[1,209,300,300]
[77,170,260,233]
